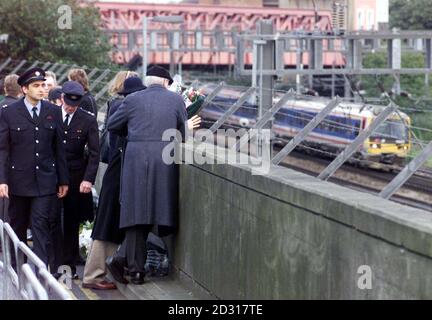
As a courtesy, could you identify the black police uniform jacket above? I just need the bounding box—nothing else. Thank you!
[0,98,69,196]
[61,108,100,222]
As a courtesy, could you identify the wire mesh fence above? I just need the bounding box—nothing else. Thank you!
[1,58,431,210]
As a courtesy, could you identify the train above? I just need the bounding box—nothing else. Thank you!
[198,84,411,168]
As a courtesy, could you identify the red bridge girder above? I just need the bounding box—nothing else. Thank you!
[94,1,335,65]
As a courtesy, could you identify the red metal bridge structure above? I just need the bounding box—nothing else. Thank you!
[94,2,337,66]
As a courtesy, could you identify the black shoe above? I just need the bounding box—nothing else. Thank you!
[130,272,144,285]
[106,257,129,284]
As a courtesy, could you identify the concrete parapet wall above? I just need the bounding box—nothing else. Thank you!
[175,144,432,299]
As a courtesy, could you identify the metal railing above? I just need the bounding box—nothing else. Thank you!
[0,219,71,300]
[191,81,432,207]
[0,58,431,207]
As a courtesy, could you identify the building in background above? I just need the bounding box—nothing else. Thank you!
[93,0,389,66]
[95,0,388,32]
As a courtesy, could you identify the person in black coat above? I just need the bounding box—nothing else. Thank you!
[82,73,143,290]
[0,74,22,222]
[106,66,201,285]
[0,68,69,268]
[59,81,100,278]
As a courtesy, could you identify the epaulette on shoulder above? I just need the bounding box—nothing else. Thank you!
[1,104,8,109]
[81,109,95,117]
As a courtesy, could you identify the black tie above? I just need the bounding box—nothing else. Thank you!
[32,107,38,121]
[64,114,70,127]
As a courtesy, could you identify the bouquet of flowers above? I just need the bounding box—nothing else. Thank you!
[168,74,206,119]
[79,221,93,259]
[183,87,205,119]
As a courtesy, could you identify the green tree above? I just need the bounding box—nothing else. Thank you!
[390,0,432,30]
[0,0,111,67]
[361,51,432,142]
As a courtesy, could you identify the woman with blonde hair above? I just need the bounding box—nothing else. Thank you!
[68,68,98,117]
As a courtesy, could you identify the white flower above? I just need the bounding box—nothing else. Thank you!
[79,222,93,258]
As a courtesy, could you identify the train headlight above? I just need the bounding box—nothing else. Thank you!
[239,118,250,127]
[403,145,408,150]
[371,144,379,149]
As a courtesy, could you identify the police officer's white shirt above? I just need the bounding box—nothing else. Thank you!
[24,97,41,117]
[62,106,76,126]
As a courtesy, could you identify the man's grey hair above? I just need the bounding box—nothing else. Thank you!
[145,76,168,87]
[45,70,57,83]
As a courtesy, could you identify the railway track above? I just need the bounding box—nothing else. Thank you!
[279,159,432,212]
[275,148,432,212]
[201,122,432,211]
[292,148,431,194]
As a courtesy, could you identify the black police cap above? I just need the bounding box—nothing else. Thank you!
[62,81,85,106]
[17,67,46,86]
[48,87,63,101]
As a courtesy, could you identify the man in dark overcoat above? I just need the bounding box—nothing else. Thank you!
[59,81,100,278]
[106,66,187,284]
[0,67,69,268]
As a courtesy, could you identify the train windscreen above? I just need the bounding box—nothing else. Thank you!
[371,119,408,142]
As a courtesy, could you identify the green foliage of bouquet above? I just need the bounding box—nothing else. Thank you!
[183,88,205,119]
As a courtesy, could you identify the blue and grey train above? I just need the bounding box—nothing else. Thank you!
[198,84,411,166]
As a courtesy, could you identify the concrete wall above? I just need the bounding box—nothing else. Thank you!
[175,144,432,299]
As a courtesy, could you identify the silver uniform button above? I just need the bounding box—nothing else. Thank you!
[11,166,14,169]
[63,140,67,144]
[17,128,20,131]
[35,140,39,144]
[35,127,39,131]
[65,131,68,134]
[36,153,39,157]
[36,166,39,170]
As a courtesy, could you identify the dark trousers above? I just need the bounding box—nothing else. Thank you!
[115,225,152,274]
[62,195,81,272]
[8,194,59,270]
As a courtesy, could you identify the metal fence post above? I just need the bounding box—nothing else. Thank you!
[11,60,27,74]
[0,58,12,74]
[379,141,432,199]
[27,60,40,70]
[89,69,111,91]
[209,87,255,134]
[41,62,52,70]
[198,81,225,115]
[232,91,294,152]
[20,264,48,300]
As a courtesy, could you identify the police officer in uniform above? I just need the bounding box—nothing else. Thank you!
[60,81,100,278]
[0,67,69,267]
